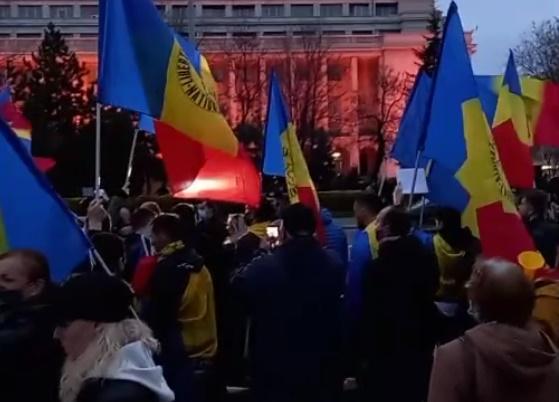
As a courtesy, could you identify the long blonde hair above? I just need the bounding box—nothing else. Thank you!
[59,319,158,402]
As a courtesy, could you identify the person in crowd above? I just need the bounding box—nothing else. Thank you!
[91,232,127,276]
[362,207,439,402]
[225,213,247,245]
[518,189,559,267]
[140,201,162,217]
[321,208,348,268]
[346,193,384,373]
[0,250,62,402]
[429,258,559,402]
[232,203,345,402]
[236,198,276,266]
[172,203,197,245]
[86,199,112,233]
[54,272,174,402]
[143,214,217,402]
[124,207,157,281]
[418,207,481,343]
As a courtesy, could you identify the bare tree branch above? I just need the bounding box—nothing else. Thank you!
[515,18,559,82]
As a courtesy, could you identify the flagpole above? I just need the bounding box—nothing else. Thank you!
[377,156,387,197]
[122,129,139,193]
[418,159,433,227]
[95,103,102,199]
[408,150,422,209]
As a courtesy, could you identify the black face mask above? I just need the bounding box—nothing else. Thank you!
[0,289,24,307]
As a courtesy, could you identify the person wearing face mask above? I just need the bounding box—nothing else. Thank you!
[429,258,559,402]
[54,272,174,402]
[0,249,62,402]
[361,207,439,402]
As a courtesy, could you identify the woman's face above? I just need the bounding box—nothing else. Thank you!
[54,320,98,360]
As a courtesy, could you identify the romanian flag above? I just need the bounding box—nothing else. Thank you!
[263,72,324,241]
[0,119,90,281]
[521,77,559,147]
[423,2,543,269]
[99,0,260,206]
[0,87,31,150]
[491,51,534,189]
[0,87,56,172]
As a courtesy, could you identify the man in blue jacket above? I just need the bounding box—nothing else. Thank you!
[321,208,348,268]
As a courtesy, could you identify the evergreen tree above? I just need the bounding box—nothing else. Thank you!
[9,23,89,156]
[415,7,443,75]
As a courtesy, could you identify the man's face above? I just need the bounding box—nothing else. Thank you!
[0,256,42,300]
[151,230,170,253]
[518,197,533,219]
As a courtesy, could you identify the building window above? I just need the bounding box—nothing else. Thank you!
[202,5,225,18]
[263,31,287,36]
[376,3,398,16]
[16,32,42,38]
[171,5,189,20]
[80,33,98,38]
[262,5,284,18]
[201,32,227,37]
[380,28,402,33]
[50,5,74,19]
[18,6,43,19]
[353,30,373,35]
[323,30,345,36]
[291,4,314,17]
[327,64,343,81]
[232,5,255,18]
[81,5,99,18]
[61,33,74,38]
[232,31,257,37]
[0,6,11,19]
[350,3,369,17]
[320,4,343,17]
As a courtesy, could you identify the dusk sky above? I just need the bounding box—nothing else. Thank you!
[438,0,559,74]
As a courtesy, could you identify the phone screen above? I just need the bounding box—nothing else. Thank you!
[266,226,279,239]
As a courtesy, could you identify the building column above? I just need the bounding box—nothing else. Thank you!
[319,57,329,130]
[228,61,238,127]
[259,57,267,125]
[350,56,360,173]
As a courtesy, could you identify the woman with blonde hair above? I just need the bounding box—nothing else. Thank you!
[54,273,174,402]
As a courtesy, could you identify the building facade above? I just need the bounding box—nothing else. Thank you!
[0,0,433,174]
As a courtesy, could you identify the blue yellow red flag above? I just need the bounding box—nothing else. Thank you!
[422,2,541,268]
[264,72,325,241]
[99,0,237,155]
[391,70,432,168]
[491,51,534,189]
[99,0,260,206]
[0,119,90,281]
[0,86,31,150]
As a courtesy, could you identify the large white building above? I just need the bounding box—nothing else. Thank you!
[0,0,434,173]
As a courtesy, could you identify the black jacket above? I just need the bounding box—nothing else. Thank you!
[0,291,62,402]
[232,237,345,400]
[77,379,159,402]
[362,235,439,402]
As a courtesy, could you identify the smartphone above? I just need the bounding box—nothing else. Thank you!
[266,226,280,239]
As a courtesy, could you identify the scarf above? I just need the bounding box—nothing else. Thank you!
[248,221,270,240]
[160,240,186,258]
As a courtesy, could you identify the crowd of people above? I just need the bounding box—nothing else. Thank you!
[2,188,559,402]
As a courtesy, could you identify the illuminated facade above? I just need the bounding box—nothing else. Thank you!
[0,0,434,173]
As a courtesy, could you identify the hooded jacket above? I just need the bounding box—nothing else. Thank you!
[429,322,559,402]
[76,341,174,402]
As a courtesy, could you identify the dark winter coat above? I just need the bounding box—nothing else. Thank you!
[0,290,62,402]
[232,236,345,402]
[321,209,348,267]
[362,235,439,402]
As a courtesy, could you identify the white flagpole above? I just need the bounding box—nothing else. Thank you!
[95,103,102,199]
[123,129,139,193]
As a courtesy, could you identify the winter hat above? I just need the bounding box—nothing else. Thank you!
[55,272,134,325]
